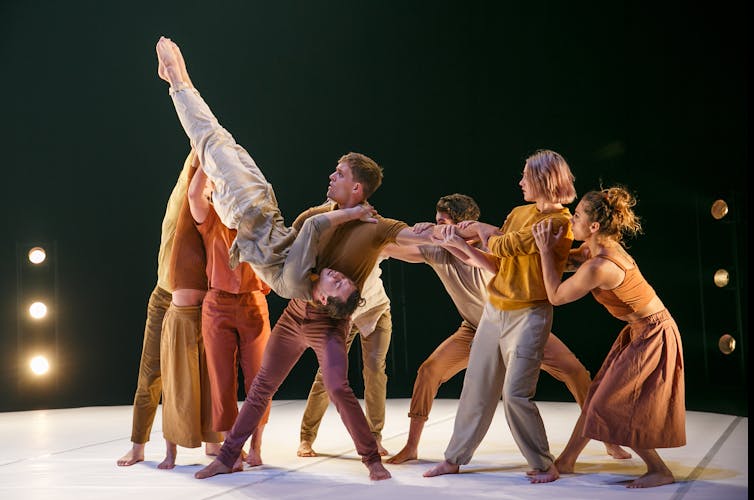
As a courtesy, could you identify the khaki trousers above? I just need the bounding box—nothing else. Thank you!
[130,285,172,444]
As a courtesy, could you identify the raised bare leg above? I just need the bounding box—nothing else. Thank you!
[117,442,145,466]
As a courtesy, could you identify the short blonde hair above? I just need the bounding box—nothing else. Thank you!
[524,149,577,204]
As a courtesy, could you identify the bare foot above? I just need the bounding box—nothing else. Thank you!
[423,460,459,477]
[195,459,233,479]
[376,439,389,457]
[205,442,221,456]
[554,456,575,474]
[117,443,145,466]
[297,440,317,457]
[158,442,177,470]
[605,443,632,459]
[366,461,391,481]
[386,444,417,464]
[528,464,559,484]
[627,471,674,488]
[245,447,263,467]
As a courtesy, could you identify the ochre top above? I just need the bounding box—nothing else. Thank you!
[487,204,573,311]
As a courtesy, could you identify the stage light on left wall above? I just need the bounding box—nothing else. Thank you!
[29,301,48,319]
[28,246,47,264]
[30,355,50,375]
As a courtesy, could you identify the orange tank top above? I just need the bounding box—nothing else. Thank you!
[590,254,656,319]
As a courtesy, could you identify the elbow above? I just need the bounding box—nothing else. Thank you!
[549,296,567,306]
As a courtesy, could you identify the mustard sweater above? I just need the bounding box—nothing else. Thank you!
[486,204,573,311]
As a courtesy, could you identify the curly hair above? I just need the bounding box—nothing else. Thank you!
[436,193,481,223]
[320,289,366,319]
[581,185,643,245]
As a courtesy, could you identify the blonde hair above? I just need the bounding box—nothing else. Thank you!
[524,149,577,204]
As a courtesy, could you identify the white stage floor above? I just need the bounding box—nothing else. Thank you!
[0,399,747,499]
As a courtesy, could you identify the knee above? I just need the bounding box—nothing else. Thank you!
[325,381,353,403]
[416,359,442,383]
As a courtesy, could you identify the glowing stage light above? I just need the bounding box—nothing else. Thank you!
[718,334,736,355]
[713,269,730,288]
[28,246,47,264]
[30,355,50,375]
[29,302,48,319]
[710,199,728,220]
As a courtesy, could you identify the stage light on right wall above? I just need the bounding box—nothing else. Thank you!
[718,334,736,355]
[710,199,728,220]
[713,269,730,288]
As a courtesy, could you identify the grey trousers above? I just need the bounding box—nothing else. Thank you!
[444,302,555,471]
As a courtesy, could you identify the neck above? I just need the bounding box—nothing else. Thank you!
[535,200,563,213]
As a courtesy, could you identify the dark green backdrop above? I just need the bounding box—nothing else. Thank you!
[0,1,748,416]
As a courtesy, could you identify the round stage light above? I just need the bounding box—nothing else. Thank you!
[710,199,728,220]
[713,269,730,288]
[29,302,48,319]
[718,334,736,355]
[28,246,47,264]
[30,355,50,375]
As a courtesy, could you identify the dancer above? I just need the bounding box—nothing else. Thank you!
[156,36,431,480]
[383,194,629,464]
[116,154,192,466]
[297,251,392,457]
[533,186,685,488]
[188,166,272,466]
[423,150,576,484]
[158,157,223,469]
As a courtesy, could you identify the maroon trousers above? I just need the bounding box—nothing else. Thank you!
[216,298,381,467]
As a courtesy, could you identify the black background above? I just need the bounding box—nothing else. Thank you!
[0,1,748,416]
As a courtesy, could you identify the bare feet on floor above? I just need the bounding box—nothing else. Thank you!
[205,442,222,456]
[627,471,674,488]
[117,443,145,466]
[386,444,417,464]
[605,443,632,459]
[527,464,559,484]
[367,461,391,481]
[376,439,389,457]
[158,442,177,470]
[423,460,459,477]
[553,457,574,474]
[245,447,263,467]
[195,459,233,479]
[297,440,317,457]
